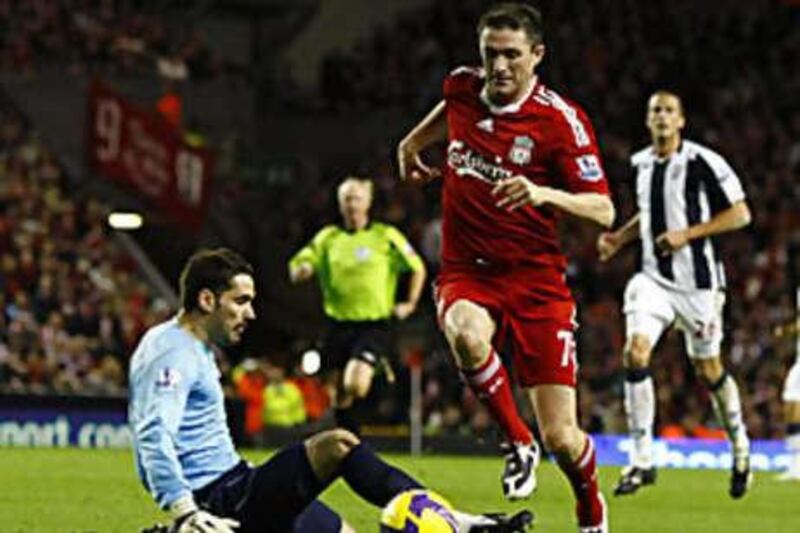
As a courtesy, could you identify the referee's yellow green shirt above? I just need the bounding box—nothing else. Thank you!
[289,222,424,321]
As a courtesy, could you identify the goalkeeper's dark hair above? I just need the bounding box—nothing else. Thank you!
[477,2,544,46]
[179,248,253,312]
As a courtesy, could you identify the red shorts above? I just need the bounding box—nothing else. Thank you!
[434,268,578,388]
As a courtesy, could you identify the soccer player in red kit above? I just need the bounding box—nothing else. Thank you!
[397,4,614,532]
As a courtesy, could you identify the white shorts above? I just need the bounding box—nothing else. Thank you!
[623,272,725,359]
[783,359,800,402]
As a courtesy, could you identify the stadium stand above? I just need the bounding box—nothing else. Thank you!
[0,95,169,395]
[1,0,799,444]
[0,0,229,81]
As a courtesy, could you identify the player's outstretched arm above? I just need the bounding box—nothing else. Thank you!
[544,190,615,228]
[288,232,325,283]
[598,213,641,262]
[656,200,751,254]
[493,176,615,227]
[398,101,447,183]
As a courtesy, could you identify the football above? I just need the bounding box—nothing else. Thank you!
[379,489,459,533]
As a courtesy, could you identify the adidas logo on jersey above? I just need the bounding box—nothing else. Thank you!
[476,118,494,133]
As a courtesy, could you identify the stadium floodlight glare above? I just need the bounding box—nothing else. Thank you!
[108,212,143,230]
[301,349,322,375]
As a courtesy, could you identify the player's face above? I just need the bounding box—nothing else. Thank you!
[210,273,256,346]
[338,183,372,223]
[480,27,543,105]
[646,94,685,141]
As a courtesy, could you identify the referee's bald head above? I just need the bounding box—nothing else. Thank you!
[337,177,373,204]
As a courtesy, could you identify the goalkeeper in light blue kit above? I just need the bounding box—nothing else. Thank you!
[129,247,531,533]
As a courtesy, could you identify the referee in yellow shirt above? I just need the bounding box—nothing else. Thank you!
[289,177,427,434]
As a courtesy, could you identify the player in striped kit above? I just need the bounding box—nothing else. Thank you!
[597,91,753,498]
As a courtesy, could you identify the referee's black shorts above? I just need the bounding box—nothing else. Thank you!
[323,319,391,370]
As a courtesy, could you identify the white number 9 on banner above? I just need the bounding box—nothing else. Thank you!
[95,99,122,162]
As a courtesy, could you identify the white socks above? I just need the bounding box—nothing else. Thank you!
[709,372,749,450]
[787,430,800,476]
[624,369,655,468]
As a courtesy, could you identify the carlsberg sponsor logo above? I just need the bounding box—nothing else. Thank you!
[0,416,131,448]
[447,140,513,184]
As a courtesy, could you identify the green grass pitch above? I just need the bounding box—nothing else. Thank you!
[1,448,796,532]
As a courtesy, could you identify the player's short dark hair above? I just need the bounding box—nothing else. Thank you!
[650,90,685,115]
[179,248,254,312]
[477,2,544,45]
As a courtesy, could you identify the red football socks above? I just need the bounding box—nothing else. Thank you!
[464,349,533,445]
[559,436,604,527]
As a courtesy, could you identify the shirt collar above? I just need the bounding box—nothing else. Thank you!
[342,221,371,234]
[650,139,684,162]
[480,76,538,115]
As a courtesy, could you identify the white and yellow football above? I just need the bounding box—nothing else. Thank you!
[379,489,459,533]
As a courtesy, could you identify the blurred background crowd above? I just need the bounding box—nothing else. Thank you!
[0,100,167,396]
[1,0,799,445]
[0,0,238,81]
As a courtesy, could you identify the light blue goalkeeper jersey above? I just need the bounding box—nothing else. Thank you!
[128,317,240,509]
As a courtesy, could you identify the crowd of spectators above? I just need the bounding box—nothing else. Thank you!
[287,0,800,440]
[2,0,800,444]
[0,99,167,395]
[0,0,233,82]
[231,356,332,443]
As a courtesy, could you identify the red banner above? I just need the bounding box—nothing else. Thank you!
[87,81,214,232]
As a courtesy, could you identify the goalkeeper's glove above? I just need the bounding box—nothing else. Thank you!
[169,495,240,533]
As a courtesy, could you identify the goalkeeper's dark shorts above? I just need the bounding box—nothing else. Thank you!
[193,443,341,533]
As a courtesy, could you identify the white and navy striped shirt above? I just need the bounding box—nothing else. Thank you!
[632,139,746,291]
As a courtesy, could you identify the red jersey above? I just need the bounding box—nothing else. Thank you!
[441,66,609,281]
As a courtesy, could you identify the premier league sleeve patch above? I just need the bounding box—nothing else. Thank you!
[575,154,603,182]
[154,367,182,391]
